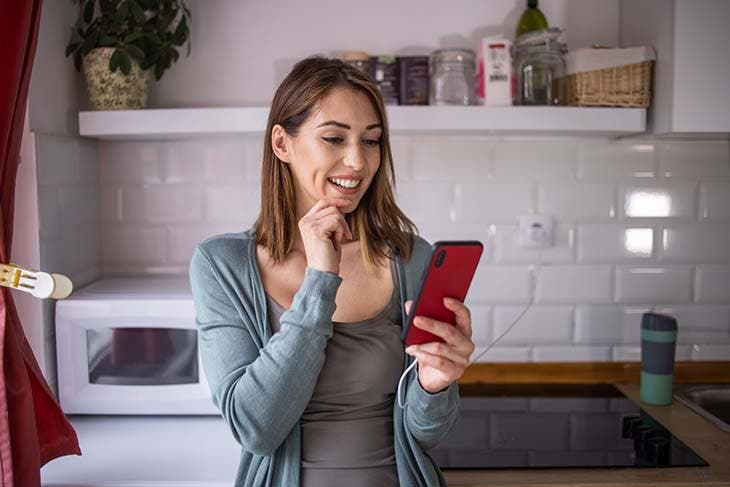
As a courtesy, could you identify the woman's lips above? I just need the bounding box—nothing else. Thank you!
[328,179,360,195]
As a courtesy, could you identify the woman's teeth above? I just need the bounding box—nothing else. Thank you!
[328,177,361,189]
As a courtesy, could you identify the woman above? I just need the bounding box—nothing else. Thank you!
[189,56,475,487]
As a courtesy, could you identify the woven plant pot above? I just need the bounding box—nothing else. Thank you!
[83,47,152,110]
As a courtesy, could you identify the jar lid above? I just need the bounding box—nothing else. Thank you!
[431,48,476,63]
[516,27,563,46]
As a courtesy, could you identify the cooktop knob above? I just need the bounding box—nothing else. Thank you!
[646,437,671,465]
[633,425,656,450]
[622,415,643,438]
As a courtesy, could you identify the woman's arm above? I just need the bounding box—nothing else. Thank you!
[189,246,340,456]
[404,365,460,451]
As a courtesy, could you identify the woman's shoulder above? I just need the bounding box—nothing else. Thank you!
[192,227,256,270]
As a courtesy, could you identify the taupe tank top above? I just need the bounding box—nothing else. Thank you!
[265,258,403,487]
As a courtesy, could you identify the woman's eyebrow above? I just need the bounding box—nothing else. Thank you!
[316,120,382,130]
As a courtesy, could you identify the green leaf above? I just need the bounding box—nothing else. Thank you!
[125,44,145,61]
[83,0,95,23]
[172,16,186,45]
[80,28,99,54]
[109,48,121,72]
[123,31,145,43]
[99,34,118,46]
[118,51,132,75]
[139,49,159,70]
[65,41,82,57]
[116,0,129,22]
[170,48,179,62]
[130,0,145,24]
[74,52,83,71]
[155,61,164,80]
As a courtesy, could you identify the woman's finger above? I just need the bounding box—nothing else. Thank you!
[407,341,469,367]
[409,350,460,377]
[443,297,473,339]
[413,316,471,351]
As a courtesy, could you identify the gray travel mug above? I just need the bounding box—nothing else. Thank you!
[640,312,678,406]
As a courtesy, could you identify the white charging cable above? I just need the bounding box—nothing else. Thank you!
[397,233,546,409]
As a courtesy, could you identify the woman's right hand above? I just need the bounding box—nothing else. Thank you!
[298,199,354,275]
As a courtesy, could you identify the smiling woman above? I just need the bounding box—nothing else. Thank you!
[189,56,473,487]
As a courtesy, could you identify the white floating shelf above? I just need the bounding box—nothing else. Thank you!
[79,106,646,140]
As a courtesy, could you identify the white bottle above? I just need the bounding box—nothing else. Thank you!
[478,37,513,106]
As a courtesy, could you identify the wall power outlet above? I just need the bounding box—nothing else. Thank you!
[515,215,553,248]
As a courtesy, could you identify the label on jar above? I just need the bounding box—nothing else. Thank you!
[478,37,513,106]
[398,56,429,105]
[371,55,399,105]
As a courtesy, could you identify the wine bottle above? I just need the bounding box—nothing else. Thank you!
[516,0,548,38]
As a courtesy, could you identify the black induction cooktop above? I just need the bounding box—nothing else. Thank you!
[429,383,708,470]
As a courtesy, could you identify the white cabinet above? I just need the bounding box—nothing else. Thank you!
[621,0,730,134]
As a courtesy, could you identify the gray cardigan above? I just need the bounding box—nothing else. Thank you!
[188,226,460,486]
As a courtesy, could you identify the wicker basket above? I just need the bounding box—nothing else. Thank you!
[564,60,653,108]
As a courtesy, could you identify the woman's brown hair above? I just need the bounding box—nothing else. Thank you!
[253,55,418,274]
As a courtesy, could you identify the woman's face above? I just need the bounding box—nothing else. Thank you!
[272,86,383,216]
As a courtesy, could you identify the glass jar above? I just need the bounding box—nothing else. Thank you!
[515,30,566,105]
[429,48,476,105]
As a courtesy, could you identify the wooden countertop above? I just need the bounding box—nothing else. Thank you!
[442,383,730,487]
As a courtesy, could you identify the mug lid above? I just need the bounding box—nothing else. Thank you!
[641,312,678,331]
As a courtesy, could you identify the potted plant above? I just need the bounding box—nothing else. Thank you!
[65,0,191,110]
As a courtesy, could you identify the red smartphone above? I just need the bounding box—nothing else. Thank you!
[403,240,484,346]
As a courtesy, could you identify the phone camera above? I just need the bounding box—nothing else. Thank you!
[435,250,446,268]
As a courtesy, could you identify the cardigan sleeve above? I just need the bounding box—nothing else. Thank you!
[189,245,341,456]
[404,361,460,451]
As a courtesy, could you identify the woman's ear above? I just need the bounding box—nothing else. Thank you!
[271,124,292,163]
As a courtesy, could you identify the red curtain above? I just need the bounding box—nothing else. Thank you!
[1,1,82,486]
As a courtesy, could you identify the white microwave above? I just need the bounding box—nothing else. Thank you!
[55,277,218,415]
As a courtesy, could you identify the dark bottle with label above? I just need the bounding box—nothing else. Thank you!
[372,55,400,105]
[398,56,429,105]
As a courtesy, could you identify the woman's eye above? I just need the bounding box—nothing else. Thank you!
[363,139,381,146]
[322,137,343,145]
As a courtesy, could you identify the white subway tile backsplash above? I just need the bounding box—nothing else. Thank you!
[454,183,533,222]
[619,183,696,219]
[695,265,730,303]
[577,141,656,180]
[470,266,532,304]
[36,135,79,185]
[124,185,204,224]
[690,345,730,361]
[538,183,615,219]
[577,224,654,262]
[100,185,123,222]
[389,136,412,182]
[412,136,491,181]
[492,306,573,345]
[655,305,730,333]
[204,184,260,225]
[532,346,611,362]
[38,189,61,240]
[494,224,574,263]
[660,225,730,262]
[417,224,494,262]
[466,304,491,346]
[492,140,576,180]
[615,266,692,304]
[77,139,99,185]
[699,183,730,220]
[396,182,453,223]
[535,265,612,304]
[472,346,531,363]
[102,226,165,264]
[89,135,730,363]
[660,140,730,180]
[58,185,99,227]
[99,142,162,183]
[611,346,641,361]
[574,305,647,345]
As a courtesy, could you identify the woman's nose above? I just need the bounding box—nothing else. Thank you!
[344,144,367,169]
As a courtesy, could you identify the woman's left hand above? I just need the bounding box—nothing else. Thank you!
[404,297,475,394]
